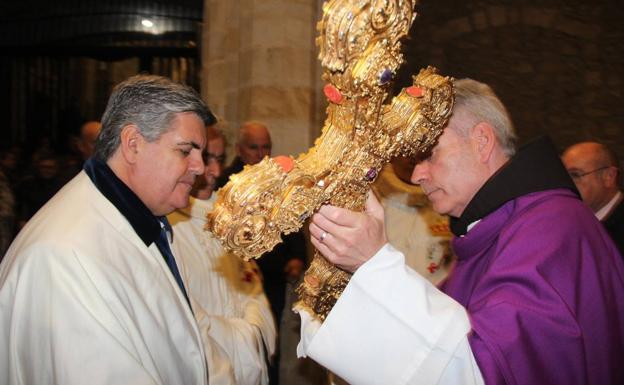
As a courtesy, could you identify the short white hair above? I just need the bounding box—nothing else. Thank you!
[452,78,517,157]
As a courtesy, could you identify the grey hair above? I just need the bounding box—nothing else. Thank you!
[94,74,216,161]
[451,78,517,157]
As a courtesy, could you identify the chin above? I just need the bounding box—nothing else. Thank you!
[431,202,451,217]
[172,193,192,209]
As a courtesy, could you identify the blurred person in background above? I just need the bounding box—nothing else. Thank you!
[168,123,276,385]
[14,152,65,229]
[562,141,623,255]
[373,156,454,285]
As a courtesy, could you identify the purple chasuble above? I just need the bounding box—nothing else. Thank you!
[442,189,624,385]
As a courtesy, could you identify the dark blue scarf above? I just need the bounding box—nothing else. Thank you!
[84,157,191,306]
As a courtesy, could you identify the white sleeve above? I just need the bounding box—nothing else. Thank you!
[198,312,265,385]
[198,293,276,385]
[297,244,484,385]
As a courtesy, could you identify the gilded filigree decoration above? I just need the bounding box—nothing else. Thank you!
[207,0,454,321]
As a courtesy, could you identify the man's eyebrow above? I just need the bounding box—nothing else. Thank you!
[177,141,202,150]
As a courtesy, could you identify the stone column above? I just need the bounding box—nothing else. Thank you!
[201,0,325,160]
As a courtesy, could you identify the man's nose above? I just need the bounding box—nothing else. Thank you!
[410,162,429,185]
[190,152,205,175]
[208,159,222,178]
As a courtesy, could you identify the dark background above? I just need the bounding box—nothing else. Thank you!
[1,0,623,159]
[0,0,204,154]
[398,0,623,156]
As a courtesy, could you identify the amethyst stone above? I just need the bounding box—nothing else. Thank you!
[365,168,378,181]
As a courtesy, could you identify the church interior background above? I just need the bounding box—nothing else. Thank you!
[0,0,622,170]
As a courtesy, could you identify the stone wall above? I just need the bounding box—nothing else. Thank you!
[203,0,623,168]
[201,0,323,161]
[397,0,623,165]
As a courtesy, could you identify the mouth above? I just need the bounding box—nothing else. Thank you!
[423,187,440,198]
[180,178,195,187]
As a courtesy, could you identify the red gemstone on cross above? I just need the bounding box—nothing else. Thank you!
[323,84,343,104]
[406,86,424,97]
[273,155,294,173]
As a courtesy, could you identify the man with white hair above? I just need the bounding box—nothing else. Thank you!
[216,121,272,189]
[299,78,624,385]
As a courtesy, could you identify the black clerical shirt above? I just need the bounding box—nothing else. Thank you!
[450,136,579,236]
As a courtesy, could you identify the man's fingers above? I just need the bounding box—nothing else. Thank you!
[311,210,351,238]
[309,222,335,251]
[310,234,337,262]
[309,221,325,242]
[317,204,363,228]
[366,191,385,221]
[310,221,342,260]
[309,198,386,273]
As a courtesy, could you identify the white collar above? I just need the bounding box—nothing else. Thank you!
[595,190,623,221]
[465,219,481,234]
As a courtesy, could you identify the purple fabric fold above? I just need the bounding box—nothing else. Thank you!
[442,188,624,385]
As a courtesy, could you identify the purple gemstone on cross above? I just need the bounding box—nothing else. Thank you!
[365,168,378,181]
[379,69,393,85]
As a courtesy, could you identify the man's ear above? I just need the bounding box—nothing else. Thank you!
[602,166,619,188]
[119,124,143,163]
[471,122,497,163]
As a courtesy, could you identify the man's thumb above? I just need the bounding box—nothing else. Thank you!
[365,191,385,220]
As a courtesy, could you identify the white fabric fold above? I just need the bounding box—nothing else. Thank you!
[297,244,484,385]
[169,196,276,385]
[0,172,208,385]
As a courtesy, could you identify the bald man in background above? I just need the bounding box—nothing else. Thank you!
[215,122,305,323]
[77,121,102,161]
[216,121,309,385]
[62,120,103,182]
[168,124,276,385]
[216,121,272,188]
[562,141,623,255]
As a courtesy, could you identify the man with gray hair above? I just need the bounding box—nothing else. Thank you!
[0,75,215,385]
[299,78,624,384]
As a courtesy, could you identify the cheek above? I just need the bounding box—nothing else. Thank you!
[573,181,589,194]
[579,185,594,200]
[155,167,186,195]
[170,160,191,178]
[430,163,453,187]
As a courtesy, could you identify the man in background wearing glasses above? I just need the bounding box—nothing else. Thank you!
[562,141,623,255]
